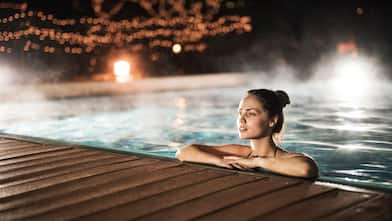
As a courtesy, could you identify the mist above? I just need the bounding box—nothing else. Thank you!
[1,0,392,124]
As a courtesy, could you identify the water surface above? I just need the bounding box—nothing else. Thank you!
[1,83,391,191]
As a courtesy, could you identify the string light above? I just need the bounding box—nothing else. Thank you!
[0,1,252,55]
[172,43,182,54]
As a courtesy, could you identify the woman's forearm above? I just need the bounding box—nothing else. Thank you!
[254,157,318,178]
[176,144,224,166]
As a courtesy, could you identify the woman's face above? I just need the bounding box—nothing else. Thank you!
[237,94,274,139]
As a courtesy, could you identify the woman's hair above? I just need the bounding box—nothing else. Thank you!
[247,89,290,134]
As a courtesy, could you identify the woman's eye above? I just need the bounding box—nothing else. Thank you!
[247,112,256,116]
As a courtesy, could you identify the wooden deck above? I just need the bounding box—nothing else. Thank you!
[0,136,391,221]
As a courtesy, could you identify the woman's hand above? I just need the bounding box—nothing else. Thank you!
[221,156,260,171]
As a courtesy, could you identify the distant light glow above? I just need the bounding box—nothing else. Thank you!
[175,97,187,108]
[336,40,357,56]
[338,144,365,151]
[172,43,182,54]
[356,7,364,15]
[113,60,131,83]
[335,124,370,132]
[330,56,376,100]
[336,110,365,119]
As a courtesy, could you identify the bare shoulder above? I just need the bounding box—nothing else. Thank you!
[275,148,319,178]
[277,149,315,161]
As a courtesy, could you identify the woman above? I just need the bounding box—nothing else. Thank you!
[176,89,318,178]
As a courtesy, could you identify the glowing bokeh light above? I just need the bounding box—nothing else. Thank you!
[172,43,182,54]
[330,56,377,100]
[113,60,131,83]
[175,97,187,108]
[0,1,252,55]
[356,7,364,15]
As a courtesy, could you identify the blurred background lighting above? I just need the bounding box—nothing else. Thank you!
[331,56,376,99]
[172,43,182,54]
[113,60,131,83]
[356,7,364,15]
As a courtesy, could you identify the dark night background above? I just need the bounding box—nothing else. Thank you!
[1,0,392,83]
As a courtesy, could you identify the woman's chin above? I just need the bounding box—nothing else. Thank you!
[239,133,251,139]
[239,132,264,140]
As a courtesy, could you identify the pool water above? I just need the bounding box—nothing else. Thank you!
[1,83,392,191]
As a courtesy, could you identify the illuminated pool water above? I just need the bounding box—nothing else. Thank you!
[1,84,392,191]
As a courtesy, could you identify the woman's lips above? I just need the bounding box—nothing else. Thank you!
[239,127,247,132]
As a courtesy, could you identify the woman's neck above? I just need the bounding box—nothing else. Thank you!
[249,136,277,157]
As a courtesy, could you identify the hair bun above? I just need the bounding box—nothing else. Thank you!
[275,90,290,108]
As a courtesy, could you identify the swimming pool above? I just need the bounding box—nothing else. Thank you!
[1,79,392,192]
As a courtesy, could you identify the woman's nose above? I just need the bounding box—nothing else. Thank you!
[238,114,246,124]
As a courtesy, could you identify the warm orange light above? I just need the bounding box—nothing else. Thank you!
[172,43,182,54]
[337,40,358,56]
[114,60,131,83]
[0,2,252,55]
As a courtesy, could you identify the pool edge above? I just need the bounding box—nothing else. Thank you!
[1,131,389,194]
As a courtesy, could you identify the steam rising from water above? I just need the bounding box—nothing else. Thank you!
[243,52,392,102]
[1,69,392,191]
[1,63,14,86]
[1,51,391,135]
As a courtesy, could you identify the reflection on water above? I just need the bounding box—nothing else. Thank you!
[286,86,392,190]
[0,85,391,191]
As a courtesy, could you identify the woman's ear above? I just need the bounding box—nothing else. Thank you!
[269,115,278,128]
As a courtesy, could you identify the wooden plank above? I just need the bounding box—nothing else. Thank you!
[0,152,120,183]
[250,190,376,221]
[0,137,390,221]
[135,176,303,221]
[0,148,88,166]
[0,161,183,211]
[0,146,72,161]
[0,141,32,146]
[0,144,53,154]
[0,142,51,148]
[0,163,194,221]
[194,182,334,221]
[0,140,38,145]
[34,169,232,221]
[72,173,264,221]
[0,143,47,152]
[0,139,20,144]
[0,155,133,187]
[0,157,152,198]
[0,148,97,173]
[0,154,138,190]
[319,194,392,221]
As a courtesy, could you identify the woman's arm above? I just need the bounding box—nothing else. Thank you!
[254,154,318,178]
[175,144,250,169]
[176,145,318,178]
[222,153,318,178]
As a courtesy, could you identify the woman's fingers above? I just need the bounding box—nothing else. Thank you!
[230,162,253,171]
[230,163,244,170]
[221,157,257,171]
[227,158,257,171]
[221,163,234,169]
[223,156,242,160]
[217,159,234,169]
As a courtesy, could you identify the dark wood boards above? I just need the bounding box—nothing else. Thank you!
[0,136,390,221]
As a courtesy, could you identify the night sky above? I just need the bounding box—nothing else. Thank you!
[1,0,391,82]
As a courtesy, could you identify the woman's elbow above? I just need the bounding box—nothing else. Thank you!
[175,148,185,161]
[300,160,319,178]
[175,144,197,161]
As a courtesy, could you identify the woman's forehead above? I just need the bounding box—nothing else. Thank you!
[239,95,263,109]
